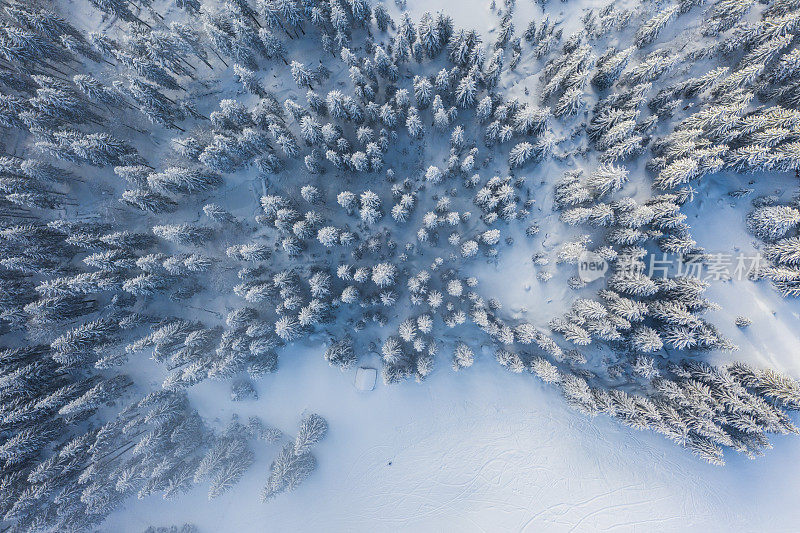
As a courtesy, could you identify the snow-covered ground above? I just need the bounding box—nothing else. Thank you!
[105,342,800,532]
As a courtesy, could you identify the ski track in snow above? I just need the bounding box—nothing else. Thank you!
[104,344,800,532]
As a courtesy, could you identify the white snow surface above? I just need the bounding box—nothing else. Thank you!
[354,367,377,391]
[104,346,800,532]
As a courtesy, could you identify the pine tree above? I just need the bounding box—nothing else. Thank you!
[413,76,433,108]
[747,205,800,241]
[148,167,222,195]
[324,336,356,369]
[455,69,478,108]
[261,444,316,500]
[294,413,328,455]
[764,236,800,265]
[374,4,392,32]
[122,189,178,213]
[587,163,629,197]
[153,224,214,246]
[635,5,678,47]
[59,375,132,416]
[372,263,396,287]
[290,61,314,89]
[452,342,474,370]
[203,203,237,225]
[233,64,266,96]
[508,142,534,168]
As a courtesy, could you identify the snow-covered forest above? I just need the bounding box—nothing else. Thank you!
[3,0,800,530]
